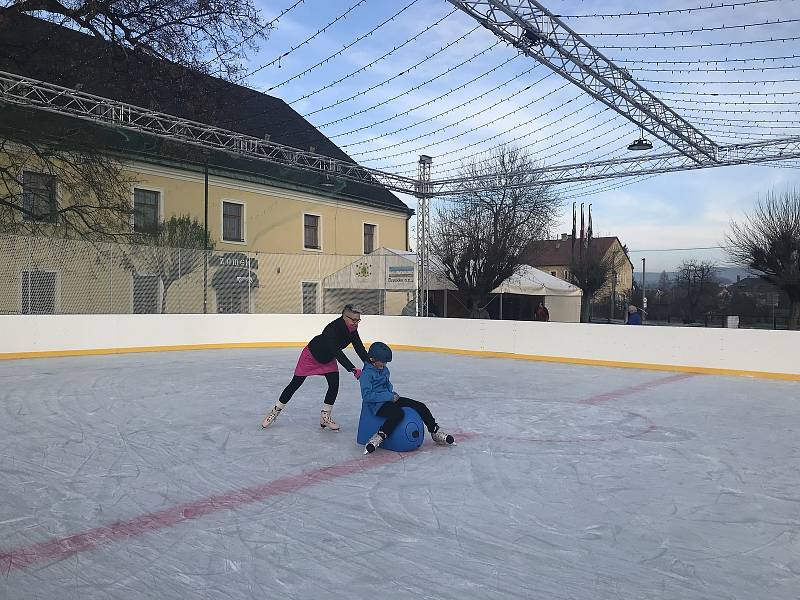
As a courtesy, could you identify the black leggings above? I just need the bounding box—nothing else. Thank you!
[376,397,437,437]
[278,372,340,406]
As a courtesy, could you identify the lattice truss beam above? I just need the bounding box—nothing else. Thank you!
[0,71,417,194]
[3,71,800,197]
[445,0,721,164]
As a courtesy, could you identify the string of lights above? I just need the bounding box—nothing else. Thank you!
[555,0,781,19]
[616,54,800,65]
[598,36,800,51]
[584,18,800,37]
[289,8,457,103]
[341,67,545,148]
[654,88,800,95]
[387,102,611,175]
[199,0,307,69]
[305,26,485,118]
[240,0,368,80]
[361,83,577,163]
[388,102,614,175]
[629,64,800,73]
[328,55,520,138]
[349,75,562,156]
[316,41,504,127]
[640,77,800,84]
[268,0,422,91]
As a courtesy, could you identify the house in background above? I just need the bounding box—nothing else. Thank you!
[0,13,413,315]
[524,234,634,302]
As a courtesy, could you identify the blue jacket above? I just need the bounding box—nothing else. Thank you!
[627,312,642,325]
[360,362,394,415]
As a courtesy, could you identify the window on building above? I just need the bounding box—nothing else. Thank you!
[21,270,57,314]
[133,188,160,234]
[223,201,244,242]
[364,223,376,254]
[302,282,318,314]
[132,273,160,313]
[22,171,57,223]
[564,270,570,280]
[304,214,320,250]
[550,271,557,277]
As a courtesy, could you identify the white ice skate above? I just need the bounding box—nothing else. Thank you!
[431,429,455,445]
[320,409,340,431]
[364,431,386,454]
[261,405,282,429]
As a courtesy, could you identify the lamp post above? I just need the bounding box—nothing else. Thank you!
[203,150,209,314]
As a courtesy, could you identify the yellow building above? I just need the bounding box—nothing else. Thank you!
[525,234,634,302]
[0,14,413,315]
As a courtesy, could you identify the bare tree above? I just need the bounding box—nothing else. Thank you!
[0,2,272,240]
[430,146,561,317]
[726,189,800,329]
[674,259,719,323]
[122,215,214,314]
[1,0,271,78]
[570,247,624,323]
[0,125,135,240]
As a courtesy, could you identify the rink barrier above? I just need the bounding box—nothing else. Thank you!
[0,314,798,381]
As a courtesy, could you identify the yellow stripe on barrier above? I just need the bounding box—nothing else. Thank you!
[1,341,798,381]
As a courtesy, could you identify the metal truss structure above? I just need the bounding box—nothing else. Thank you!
[3,70,800,199]
[0,71,417,195]
[445,0,719,164]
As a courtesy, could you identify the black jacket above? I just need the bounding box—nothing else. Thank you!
[307,317,370,372]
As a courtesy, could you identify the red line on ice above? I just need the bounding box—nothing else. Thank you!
[0,444,429,574]
[578,372,697,405]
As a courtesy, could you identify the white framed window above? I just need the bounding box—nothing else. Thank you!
[303,213,322,251]
[132,273,162,313]
[363,222,377,254]
[22,171,57,223]
[222,200,246,243]
[301,281,319,314]
[133,187,161,234]
[20,269,58,314]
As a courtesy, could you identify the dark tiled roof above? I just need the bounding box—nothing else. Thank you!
[0,12,411,215]
[525,236,627,266]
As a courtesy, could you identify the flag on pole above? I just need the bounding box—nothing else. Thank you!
[587,204,593,249]
[571,202,576,262]
[579,203,585,260]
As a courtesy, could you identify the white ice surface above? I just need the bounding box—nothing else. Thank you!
[0,348,798,600]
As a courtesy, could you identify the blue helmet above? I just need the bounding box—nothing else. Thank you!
[368,341,392,363]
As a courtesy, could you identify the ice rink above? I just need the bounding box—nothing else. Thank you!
[1,347,798,599]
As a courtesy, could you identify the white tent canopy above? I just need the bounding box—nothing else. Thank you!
[323,249,582,321]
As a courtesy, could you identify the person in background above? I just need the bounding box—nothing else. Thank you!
[261,304,369,431]
[360,342,455,454]
[626,305,642,325]
[534,301,550,322]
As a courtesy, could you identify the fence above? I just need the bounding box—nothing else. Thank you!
[0,233,419,316]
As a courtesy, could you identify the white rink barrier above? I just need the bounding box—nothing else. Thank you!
[0,314,798,381]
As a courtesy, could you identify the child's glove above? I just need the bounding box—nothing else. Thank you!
[353,368,362,380]
[392,392,400,402]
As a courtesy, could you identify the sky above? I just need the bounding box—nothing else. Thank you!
[237,0,800,273]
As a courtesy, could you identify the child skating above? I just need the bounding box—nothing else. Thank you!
[359,342,454,454]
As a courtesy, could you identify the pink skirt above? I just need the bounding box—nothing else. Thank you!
[294,346,338,376]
